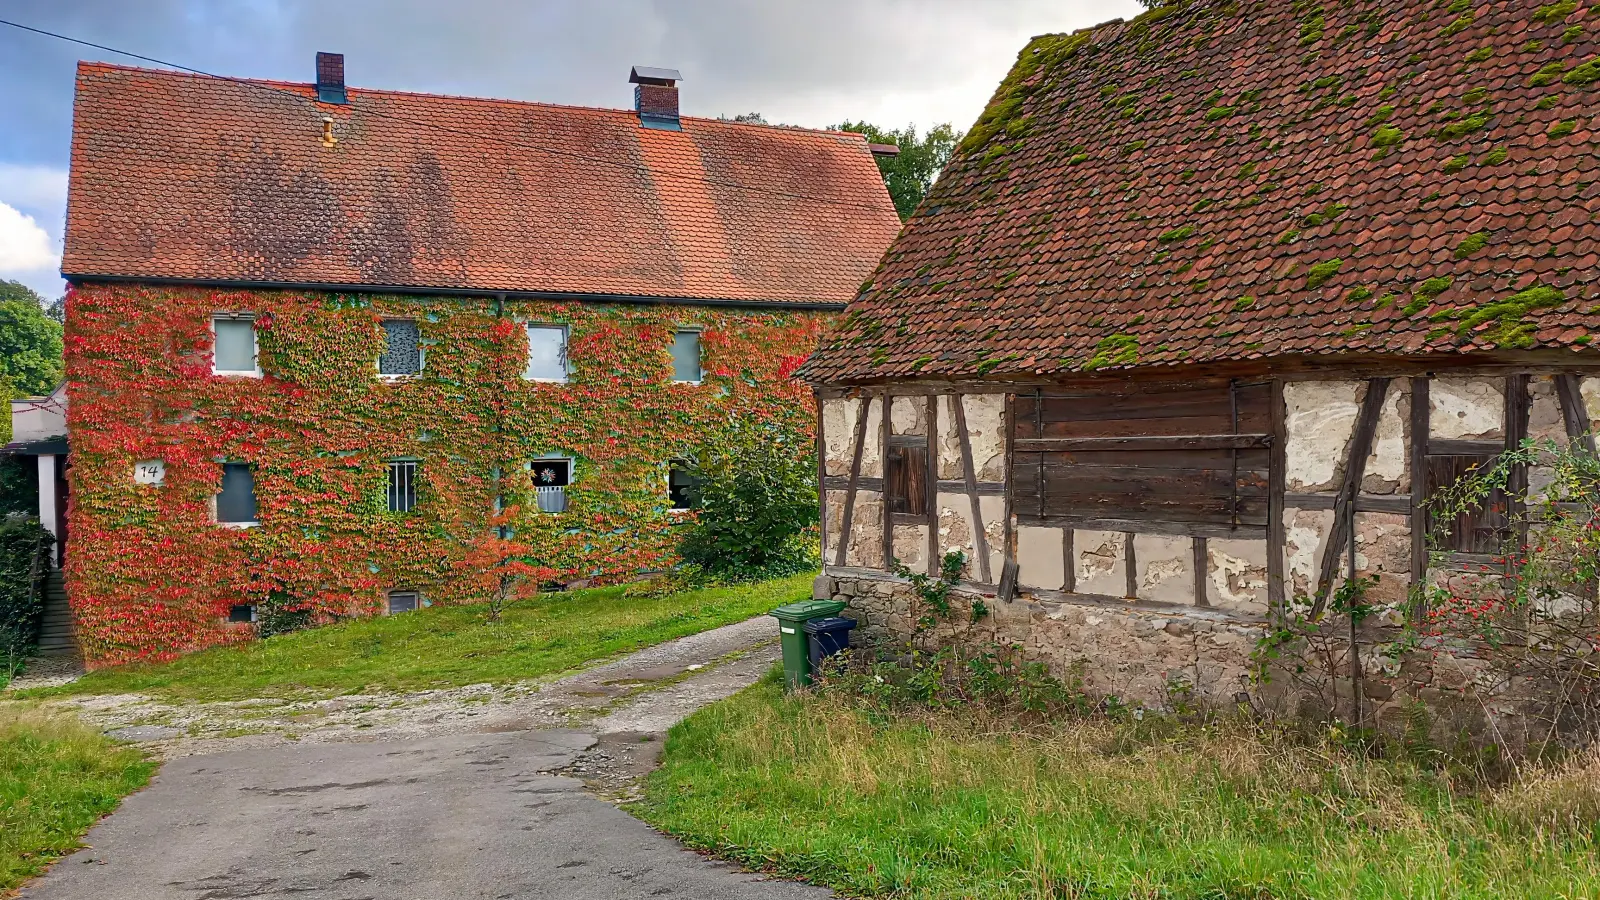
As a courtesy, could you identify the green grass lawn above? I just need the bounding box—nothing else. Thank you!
[0,707,155,892]
[29,574,811,703]
[640,673,1600,899]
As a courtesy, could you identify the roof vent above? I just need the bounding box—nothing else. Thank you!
[316,52,347,105]
[629,66,681,131]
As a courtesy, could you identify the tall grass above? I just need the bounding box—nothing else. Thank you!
[26,574,812,703]
[641,675,1600,899]
[0,706,154,891]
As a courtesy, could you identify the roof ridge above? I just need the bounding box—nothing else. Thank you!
[74,60,871,143]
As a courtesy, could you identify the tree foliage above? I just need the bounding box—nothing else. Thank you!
[0,281,64,397]
[678,416,818,581]
[833,121,963,220]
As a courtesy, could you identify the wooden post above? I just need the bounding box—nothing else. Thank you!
[1267,379,1286,622]
[1124,531,1138,600]
[1409,377,1430,621]
[954,394,993,584]
[1193,536,1210,607]
[833,394,871,568]
[814,389,828,565]
[1506,374,1531,580]
[1062,527,1076,593]
[926,394,940,576]
[1555,373,1597,455]
[881,388,895,571]
[1311,378,1390,617]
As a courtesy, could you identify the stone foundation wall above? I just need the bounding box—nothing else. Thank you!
[820,572,1551,745]
[822,572,1265,708]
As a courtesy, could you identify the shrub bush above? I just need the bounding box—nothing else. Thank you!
[0,519,53,680]
[678,416,818,581]
[0,454,37,518]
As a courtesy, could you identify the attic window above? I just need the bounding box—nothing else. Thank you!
[378,319,422,377]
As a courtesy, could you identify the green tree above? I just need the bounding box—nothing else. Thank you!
[0,281,64,397]
[678,416,819,581]
[833,121,963,220]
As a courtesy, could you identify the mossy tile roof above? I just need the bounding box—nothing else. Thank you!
[802,0,1600,383]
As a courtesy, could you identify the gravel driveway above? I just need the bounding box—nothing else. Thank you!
[21,617,830,899]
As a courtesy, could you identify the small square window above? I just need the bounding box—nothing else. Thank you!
[387,590,420,613]
[217,462,258,525]
[528,457,572,514]
[671,330,702,383]
[379,320,422,376]
[228,604,256,623]
[213,317,258,375]
[668,459,701,510]
[524,325,569,381]
[387,459,418,512]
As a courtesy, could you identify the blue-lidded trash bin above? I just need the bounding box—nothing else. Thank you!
[802,616,857,670]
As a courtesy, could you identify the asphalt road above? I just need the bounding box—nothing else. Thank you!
[21,729,828,900]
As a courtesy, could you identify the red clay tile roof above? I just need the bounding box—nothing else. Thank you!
[802,0,1600,383]
[64,63,901,306]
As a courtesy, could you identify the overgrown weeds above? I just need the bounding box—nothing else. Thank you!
[641,656,1600,898]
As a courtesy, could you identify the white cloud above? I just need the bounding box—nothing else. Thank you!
[0,201,60,274]
[0,164,70,218]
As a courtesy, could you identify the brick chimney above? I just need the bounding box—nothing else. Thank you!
[629,66,682,131]
[316,52,347,105]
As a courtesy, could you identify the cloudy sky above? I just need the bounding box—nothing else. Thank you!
[0,0,1143,300]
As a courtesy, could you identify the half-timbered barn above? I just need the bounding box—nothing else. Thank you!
[800,0,1600,715]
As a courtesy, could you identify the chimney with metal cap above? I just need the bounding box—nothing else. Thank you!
[316,52,347,105]
[629,66,681,131]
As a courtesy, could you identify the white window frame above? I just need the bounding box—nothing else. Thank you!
[527,455,573,514]
[214,460,260,529]
[522,323,570,383]
[671,327,703,384]
[376,317,425,382]
[211,313,262,378]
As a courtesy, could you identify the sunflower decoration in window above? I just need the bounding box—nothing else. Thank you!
[529,457,573,514]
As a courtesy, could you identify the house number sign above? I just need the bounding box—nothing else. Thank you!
[133,460,166,486]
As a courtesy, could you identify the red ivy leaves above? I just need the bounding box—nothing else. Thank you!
[64,283,828,666]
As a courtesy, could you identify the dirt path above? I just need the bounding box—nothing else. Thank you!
[20,616,826,900]
[44,615,780,800]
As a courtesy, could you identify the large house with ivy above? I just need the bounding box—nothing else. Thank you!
[800,0,1599,727]
[59,56,900,663]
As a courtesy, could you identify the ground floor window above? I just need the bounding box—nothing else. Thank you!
[228,604,256,623]
[529,457,572,513]
[217,463,258,525]
[387,459,418,512]
[387,590,421,613]
[669,458,701,510]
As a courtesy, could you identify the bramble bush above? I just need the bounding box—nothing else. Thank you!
[677,416,818,581]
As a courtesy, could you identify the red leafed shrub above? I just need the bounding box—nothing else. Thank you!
[64,283,829,665]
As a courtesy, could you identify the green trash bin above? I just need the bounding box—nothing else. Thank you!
[771,599,846,690]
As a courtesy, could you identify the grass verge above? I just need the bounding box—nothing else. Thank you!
[0,706,155,892]
[26,574,811,703]
[639,672,1600,899]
